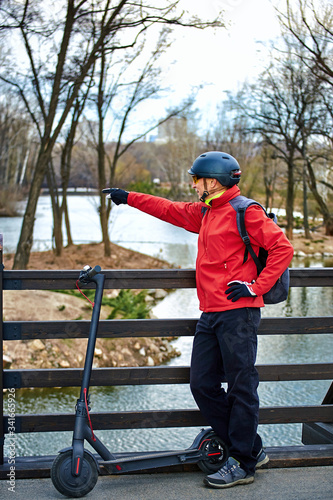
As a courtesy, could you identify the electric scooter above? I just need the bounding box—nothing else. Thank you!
[51,265,228,498]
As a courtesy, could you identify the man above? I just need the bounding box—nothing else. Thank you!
[103,151,294,489]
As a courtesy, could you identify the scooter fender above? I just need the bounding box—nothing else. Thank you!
[188,427,215,450]
[57,446,101,473]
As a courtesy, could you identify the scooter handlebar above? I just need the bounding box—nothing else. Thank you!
[78,265,102,284]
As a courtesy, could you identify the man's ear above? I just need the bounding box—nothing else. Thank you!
[210,178,219,188]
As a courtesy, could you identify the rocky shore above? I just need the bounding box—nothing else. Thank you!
[3,242,181,371]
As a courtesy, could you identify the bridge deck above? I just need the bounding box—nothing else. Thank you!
[1,465,332,500]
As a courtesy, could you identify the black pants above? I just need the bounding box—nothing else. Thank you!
[190,308,262,474]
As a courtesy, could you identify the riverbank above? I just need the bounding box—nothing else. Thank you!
[3,242,181,370]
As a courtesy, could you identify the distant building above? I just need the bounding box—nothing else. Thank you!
[153,116,188,144]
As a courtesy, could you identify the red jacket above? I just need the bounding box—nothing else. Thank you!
[128,186,294,312]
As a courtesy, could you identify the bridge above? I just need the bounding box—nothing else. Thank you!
[0,242,332,497]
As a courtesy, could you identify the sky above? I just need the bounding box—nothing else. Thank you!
[124,0,285,139]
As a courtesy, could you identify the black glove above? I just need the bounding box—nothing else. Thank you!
[225,280,257,302]
[102,188,129,205]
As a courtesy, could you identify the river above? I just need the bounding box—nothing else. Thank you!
[1,195,333,457]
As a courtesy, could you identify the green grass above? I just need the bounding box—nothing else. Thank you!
[53,288,151,320]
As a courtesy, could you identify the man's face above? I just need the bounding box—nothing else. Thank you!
[191,175,206,199]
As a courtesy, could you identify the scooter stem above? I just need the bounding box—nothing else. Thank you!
[79,271,105,400]
[72,267,105,476]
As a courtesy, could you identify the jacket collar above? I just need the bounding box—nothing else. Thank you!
[202,185,240,208]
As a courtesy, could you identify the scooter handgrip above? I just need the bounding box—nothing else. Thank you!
[87,265,101,278]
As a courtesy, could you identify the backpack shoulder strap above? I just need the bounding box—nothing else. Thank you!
[229,196,267,275]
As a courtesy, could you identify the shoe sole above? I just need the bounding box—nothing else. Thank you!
[256,455,270,469]
[203,475,254,489]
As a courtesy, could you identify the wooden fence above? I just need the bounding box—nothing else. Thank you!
[0,242,333,476]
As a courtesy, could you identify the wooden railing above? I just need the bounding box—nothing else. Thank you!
[1,243,333,475]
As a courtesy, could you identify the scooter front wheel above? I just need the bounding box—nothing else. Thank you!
[51,449,98,498]
[197,430,228,474]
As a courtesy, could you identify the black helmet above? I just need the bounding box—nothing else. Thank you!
[188,151,241,187]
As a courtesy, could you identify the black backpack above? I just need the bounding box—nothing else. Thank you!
[229,196,290,304]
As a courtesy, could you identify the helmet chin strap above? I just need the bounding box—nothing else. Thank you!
[199,179,224,203]
[199,190,209,203]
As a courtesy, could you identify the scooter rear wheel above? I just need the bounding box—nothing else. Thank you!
[51,449,98,498]
[197,430,228,473]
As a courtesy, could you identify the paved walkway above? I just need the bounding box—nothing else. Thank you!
[1,466,332,500]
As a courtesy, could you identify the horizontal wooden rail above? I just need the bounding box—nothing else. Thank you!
[3,317,333,341]
[3,363,333,389]
[3,267,333,290]
[4,406,333,434]
[2,269,196,290]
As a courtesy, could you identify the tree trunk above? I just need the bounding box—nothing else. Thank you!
[62,193,73,247]
[97,47,111,258]
[13,147,50,269]
[97,117,111,257]
[60,132,74,248]
[285,159,294,241]
[303,162,311,239]
[306,158,333,236]
[98,148,111,257]
[46,162,63,256]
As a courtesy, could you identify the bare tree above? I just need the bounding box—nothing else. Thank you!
[83,27,197,255]
[204,101,261,199]
[279,0,333,86]
[227,36,333,240]
[0,0,223,268]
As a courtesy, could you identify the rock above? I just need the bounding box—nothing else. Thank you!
[154,289,168,299]
[133,342,141,350]
[139,347,146,356]
[59,360,70,368]
[105,290,120,299]
[121,348,133,357]
[147,356,155,366]
[94,347,103,357]
[29,339,45,351]
[148,343,160,354]
[3,354,13,369]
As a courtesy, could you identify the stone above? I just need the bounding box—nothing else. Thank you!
[121,348,133,357]
[147,356,155,366]
[94,347,103,357]
[154,289,168,299]
[29,339,45,351]
[3,354,12,369]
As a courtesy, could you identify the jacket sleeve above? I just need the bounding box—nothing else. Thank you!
[127,192,203,234]
[244,205,294,297]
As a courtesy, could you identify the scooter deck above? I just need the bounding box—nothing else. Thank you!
[100,448,202,474]
[100,448,201,465]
